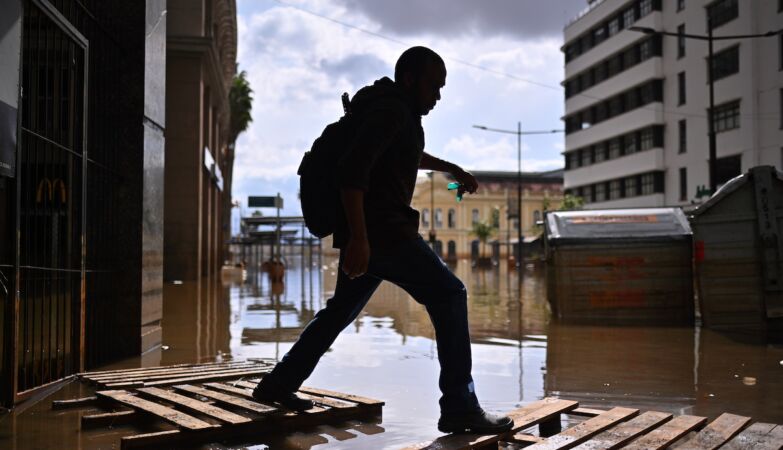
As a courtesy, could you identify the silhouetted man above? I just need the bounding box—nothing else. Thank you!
[253,46,514,434]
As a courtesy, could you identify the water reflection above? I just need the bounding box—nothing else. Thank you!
[1,255,781,450]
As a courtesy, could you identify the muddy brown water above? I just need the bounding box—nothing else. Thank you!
[1,255,781,449]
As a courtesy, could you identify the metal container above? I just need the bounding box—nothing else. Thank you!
[545,208,694,324]
[690,166,783,337]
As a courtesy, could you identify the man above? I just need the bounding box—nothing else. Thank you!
[253,46,513,434]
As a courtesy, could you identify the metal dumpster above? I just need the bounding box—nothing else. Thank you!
[690,166,783,337]
[545,208,694,324]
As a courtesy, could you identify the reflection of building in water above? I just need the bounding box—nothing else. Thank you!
[161,278,231,365]
[411,171,563,261]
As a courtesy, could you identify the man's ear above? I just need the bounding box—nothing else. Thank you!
[401,71,415,89]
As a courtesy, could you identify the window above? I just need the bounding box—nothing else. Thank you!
[780,33,783,71]
[422,209,430,228]
[435,208,443,228]
[594,26,607,46]
[625,176,639,197]
[624,133,638,155]
[678,119,687,153]
[609,180,622,199]
[471,209,479,224]
[640,128,654,150]
[639,0,653,16]
[679,167,687,201]
[608,138,621,159]
[710,45,739,81]
[707,0,738,30]
[715,154,742,186]
[780,89,783,129]
[677,25,685,58]
[623,7,636,29]
[595,143,606,163]
[533,210,541,224]
[608,17,620,36]
[595,182,606,202]
[678,72,686,105]
[677,0,685,12]
[712,100,740,132]
[448,209,456,228]
[640,39,653,61]
[641,173,655,195]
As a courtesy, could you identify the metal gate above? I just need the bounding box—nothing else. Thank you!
[13,0,87,401]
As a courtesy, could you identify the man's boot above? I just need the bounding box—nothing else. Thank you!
[252,376,314,412]
[438,409,514,434]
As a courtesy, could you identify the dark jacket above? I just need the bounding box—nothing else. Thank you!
[333,77,424,252]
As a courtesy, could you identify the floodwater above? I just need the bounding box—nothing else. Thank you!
[1,254,782,449]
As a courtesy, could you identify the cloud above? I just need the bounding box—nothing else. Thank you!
[329,0,586,39]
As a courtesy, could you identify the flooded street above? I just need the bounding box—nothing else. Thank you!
[1,255,782,449]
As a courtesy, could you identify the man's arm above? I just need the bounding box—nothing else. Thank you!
[419,152,478,194]
[340,188,369,279]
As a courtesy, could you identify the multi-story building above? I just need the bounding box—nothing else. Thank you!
[562,0,783,208]
[410,170,563,261]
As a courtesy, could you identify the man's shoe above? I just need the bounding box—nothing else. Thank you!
[252,379,314,412]
[438,409,514,434]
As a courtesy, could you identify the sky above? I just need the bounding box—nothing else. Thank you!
[232,0,588,226]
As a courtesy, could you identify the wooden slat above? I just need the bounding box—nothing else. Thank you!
[51,396,98,409]
[401,397,578,450]
[571,411,672,450]
[86,362,261,383]
[298,386,385,407]
[172,384,278,415]
[721,423,783,450]
[101,366,265,386]
[108,368,269,388]
[136,387,251,425]
[569,408,607,418]
[232,381,358,409]
[81,410,137,429]
[81,360,271,378]
[524,407,639,450]
[673,413,751,449]
[96,390,215,430]
[506,434,545,445]
[202,382,327,414]
[622,415,707,450]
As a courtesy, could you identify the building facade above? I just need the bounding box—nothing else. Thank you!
[562,0,783,208]
[410,171,564,261]
[164,0,236,281]
[0,0,166,406]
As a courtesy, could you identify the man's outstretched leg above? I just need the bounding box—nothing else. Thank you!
[252,263,382,410]
[373,237,513,434]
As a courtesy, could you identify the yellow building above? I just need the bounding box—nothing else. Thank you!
[411,170,564,261]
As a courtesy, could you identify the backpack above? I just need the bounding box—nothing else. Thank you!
[297,93,356,238]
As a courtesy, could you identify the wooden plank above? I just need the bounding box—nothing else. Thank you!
[84,361,258,379]
[298,386,385,407]
[571,411,672,450]
[569,408,607,417]
[81,410,137,429]
[96,390,215,430]
[401,397,578,450]
[100,366,264,386]
[673,413,751,449]
[51,396,98,409]
[86,362,261,383]
[81,360,269,377]
[506,434,545,445]
[524,407,639,450]
[136,387,251,425]
[721,423,783,450]
[109,368,269,388]
[622,415,707,450]
[232,381,358,409]
[202,382,328,414]
[172,384,278,415]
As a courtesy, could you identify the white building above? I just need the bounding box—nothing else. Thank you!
[562,0,783,208]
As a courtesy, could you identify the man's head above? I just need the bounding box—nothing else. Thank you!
[394,46,447,116]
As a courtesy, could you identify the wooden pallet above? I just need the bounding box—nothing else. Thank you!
[77,359,277,389]
[54,363,384,449]
[402,398,783,450]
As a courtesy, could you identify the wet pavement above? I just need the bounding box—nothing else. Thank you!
[1,254,782,449]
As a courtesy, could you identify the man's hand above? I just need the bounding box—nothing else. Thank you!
[452,167,478,198]
[342,235,370,279]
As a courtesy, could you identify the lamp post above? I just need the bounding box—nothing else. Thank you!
[472,124,563,277]
[630,24,780,193]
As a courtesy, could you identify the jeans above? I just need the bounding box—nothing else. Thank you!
[261,236,480,414]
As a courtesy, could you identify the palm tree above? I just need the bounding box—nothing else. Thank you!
[471,221,495,259]
[223,70,253,256]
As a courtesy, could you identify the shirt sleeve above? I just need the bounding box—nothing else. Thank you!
[336,102,406,192]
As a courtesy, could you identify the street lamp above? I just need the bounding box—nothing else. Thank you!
[629,24,781,193]
[472,123,563,276]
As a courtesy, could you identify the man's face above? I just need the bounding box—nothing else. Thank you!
[414,62,446,116]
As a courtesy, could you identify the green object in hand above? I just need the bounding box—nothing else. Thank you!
[447,182,463,202]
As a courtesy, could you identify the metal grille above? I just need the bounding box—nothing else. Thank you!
[17,1,86,392]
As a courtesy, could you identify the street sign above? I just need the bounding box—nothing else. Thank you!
[248,195,283,208]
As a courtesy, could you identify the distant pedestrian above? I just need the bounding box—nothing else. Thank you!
[253,46,513,434]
